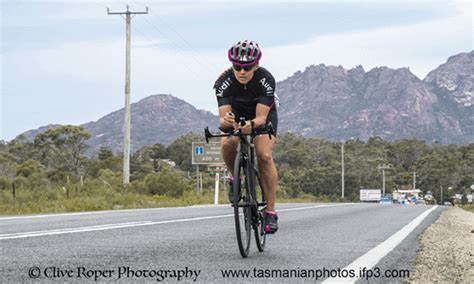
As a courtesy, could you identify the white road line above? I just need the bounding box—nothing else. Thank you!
[322,205,439,284]
[0,206,222,221]
[279,203,350,212]
[0,216,232,240]
[0,203,349,221]
[0,221,153,238]
[0,204,347,240]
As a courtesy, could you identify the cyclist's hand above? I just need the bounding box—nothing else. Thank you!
[222,112,235,128]
[238,120,252,134]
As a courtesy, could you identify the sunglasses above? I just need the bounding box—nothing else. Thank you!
[232,64,255,72]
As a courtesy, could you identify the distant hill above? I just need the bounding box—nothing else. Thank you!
[20,95,219,155]
[19,51,473,156]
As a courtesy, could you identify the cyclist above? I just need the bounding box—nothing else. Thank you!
[213,40,279,234]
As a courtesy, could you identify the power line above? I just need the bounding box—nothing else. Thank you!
[100,1,217,89]
[128,21,214,82]
[128,0,220,73]
[115,1,220,79]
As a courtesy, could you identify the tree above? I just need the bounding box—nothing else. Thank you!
[34,125,91,179]
[459,144,474,190]
[129,143,168,178]
[417,145,463,199]
[7,135,35,164]
[0,152,17,178]
[98,145,113,161]
[16,160,46,178]
[166,132,203,171]
[16,160,49,190]
[388,139,429,171]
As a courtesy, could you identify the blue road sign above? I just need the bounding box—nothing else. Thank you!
[192,142,223,165]
[195,146,203,155]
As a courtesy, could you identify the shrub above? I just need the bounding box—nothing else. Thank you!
[144,168,192,197]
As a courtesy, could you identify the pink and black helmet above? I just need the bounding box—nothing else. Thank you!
[228,40,262,66]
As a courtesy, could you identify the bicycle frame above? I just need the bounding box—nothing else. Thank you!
[235,132,265,211]
[204,120,274,257]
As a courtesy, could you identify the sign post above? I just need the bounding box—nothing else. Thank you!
[192,142,223,165]
[214,173,220,205]
[192,142,225,199]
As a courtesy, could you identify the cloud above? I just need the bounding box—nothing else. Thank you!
[264,1,472,81]
[2,0,471,140]
[2,34,225,140]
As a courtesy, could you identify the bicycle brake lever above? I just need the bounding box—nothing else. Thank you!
[267,122,274,140]
[204,127,211,143]
[239,117,246,127]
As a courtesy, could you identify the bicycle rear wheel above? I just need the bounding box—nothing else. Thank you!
[233,152,251,258]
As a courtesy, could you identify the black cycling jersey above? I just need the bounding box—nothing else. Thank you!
[214,67,277,122]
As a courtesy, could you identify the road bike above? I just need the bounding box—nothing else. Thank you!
[205,118,275,257]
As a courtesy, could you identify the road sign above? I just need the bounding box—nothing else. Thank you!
[360,189,382,201]
[192,142,223,165]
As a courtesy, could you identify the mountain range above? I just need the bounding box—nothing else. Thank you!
[19,51,473,155]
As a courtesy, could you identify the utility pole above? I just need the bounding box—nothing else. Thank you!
[108,6,148,185]
[413,172,416,190]
[440,185,443,204]
[377,164,391,196]
[341,142,345,198]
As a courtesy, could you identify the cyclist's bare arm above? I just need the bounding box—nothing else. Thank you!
[219,105,234,129]
[253,103,271,128]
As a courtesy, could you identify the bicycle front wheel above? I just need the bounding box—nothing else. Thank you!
[233,152,251,258]
[254,208,266,252]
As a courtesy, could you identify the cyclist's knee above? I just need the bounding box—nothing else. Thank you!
[256,151,273,165]
[221,137,238,152]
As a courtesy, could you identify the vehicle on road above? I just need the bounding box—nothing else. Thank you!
[379,196,393,204]
[398,198,408,205]
[415,199,427,205]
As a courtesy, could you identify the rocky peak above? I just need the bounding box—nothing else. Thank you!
[277,52,472,143]
[424,51,473,108]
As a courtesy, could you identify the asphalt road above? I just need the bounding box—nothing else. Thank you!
[0,203,444,283]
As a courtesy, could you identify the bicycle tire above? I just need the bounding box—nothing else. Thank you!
[254,209,266,251]
[233,152,251,258]
[252,171,266,251]
[247,153,267,252]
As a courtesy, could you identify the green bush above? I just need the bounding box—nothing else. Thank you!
[0,176,12,190]
[16,160,45,178]
[144,167,192,197]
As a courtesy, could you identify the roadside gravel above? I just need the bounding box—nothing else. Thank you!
[410,206,473,283]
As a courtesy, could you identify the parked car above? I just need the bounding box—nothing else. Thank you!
[398,199,408,205]
[443,201,453,206]
[379,196,393,204]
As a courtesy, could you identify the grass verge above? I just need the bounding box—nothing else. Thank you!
[459,204,474,213]
[0,187,348,216]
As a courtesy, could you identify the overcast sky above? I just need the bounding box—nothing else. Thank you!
[1,0,472,141]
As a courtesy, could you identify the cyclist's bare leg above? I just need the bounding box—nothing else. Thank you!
[254,135,277,212]
[221,136,239,174]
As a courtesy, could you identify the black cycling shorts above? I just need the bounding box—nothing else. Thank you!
[254,110,278,136]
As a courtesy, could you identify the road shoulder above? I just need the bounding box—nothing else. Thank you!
[409,206,473,283]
